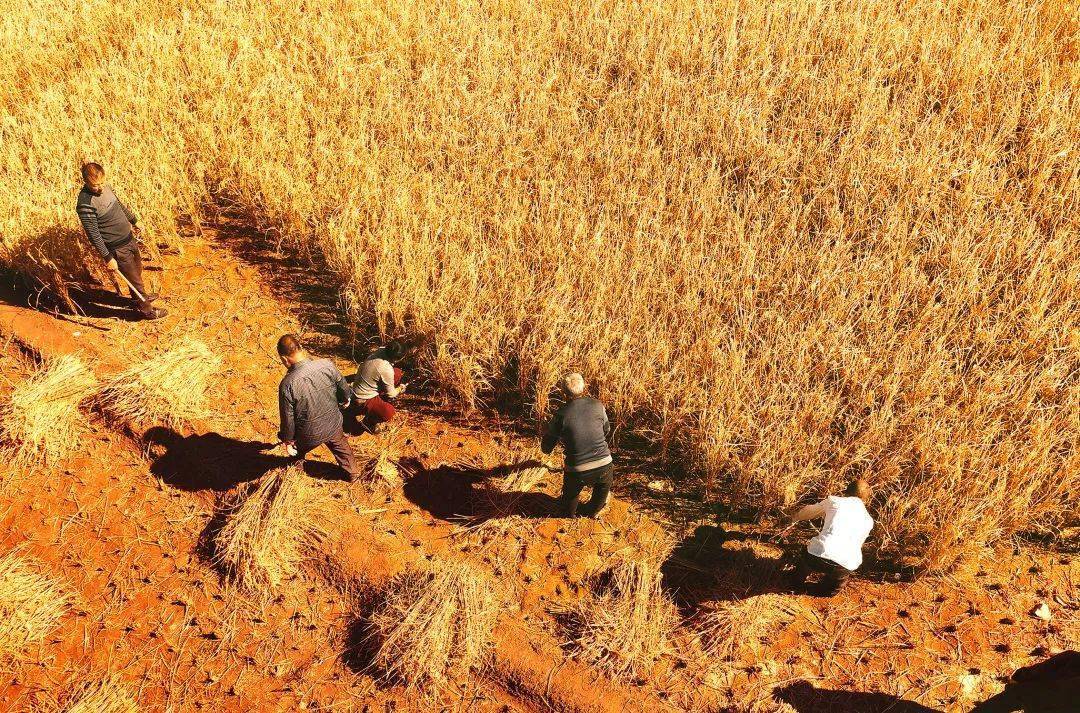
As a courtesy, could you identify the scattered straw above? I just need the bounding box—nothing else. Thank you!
[63,675,138,713]
[214,463,331,592]
[95,339,219,431]
[0,551,70,659]
[369,559,503,690]
[0,355,97,468]
[557,537,680,680]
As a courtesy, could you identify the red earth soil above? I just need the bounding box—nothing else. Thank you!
[0,221,1075,712]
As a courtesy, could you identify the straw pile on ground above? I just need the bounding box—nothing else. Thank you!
[95,339,219,431]
[0,551,70,659]
[356,426,406,487]
[368,560,503,690]
[558,536,680,680]
[475,447,552,519]
[63,676,138,713]
[0,355,97,468]
[696,594,802,662]
[214,463,331,593]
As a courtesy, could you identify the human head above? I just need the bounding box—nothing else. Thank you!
[81,162,105,195]
[562,372,586,398]
[384,341,404,362]
[277,333,304,367]
[846,478,872,502]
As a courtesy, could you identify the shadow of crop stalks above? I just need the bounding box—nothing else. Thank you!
[1,224,114,313]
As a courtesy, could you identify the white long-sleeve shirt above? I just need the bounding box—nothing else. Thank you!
[793,496,874,571]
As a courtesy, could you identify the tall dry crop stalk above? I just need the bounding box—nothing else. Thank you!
[95,339,219,432]
[0,354,97,468]
[1,0,1077,568]
[368,560,502,690]
[214,463,331,592]
[0,551,70,659]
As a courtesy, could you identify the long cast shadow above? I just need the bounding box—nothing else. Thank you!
[400,458,561,523]
[971,650,1080,712]
[774,681,941,712]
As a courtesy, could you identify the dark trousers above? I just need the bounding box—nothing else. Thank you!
[112,240,152,316]
[298,429,359,482]
[791,550,853,594]
[561,462,613,517]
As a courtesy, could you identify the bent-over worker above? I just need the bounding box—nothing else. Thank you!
[787,478,874,595]
[350,341,408,433]
[75,162,166,320]
[277,334,359,482]
[541,373,613,518]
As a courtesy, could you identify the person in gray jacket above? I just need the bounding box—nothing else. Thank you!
[277,334,359,482]
[75,162,166,320]
[541,373,613,518]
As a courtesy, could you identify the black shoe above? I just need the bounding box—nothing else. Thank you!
[143,307,168,321]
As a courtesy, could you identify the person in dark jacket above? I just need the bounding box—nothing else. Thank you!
[541,372,613,518]
[75,162,166,320]
[277,334,359,482]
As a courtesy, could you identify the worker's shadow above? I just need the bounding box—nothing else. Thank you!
[970,650,1080,712]
[661,524,805,613]
[773,680,942,712]
[144,427,293,492]
[400,458,561,523]
[68,285,143,320]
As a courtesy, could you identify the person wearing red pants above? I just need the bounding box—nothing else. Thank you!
[349,341,408,433]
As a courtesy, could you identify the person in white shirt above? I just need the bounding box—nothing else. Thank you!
[348,341,408,433]
[787,479,874,595]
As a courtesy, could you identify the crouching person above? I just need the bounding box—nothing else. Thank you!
[788,479,874,595]
[541,373,613,518]
[277,334,359,482]
[350,341,408,433]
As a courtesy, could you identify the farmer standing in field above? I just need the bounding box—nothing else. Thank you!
[277,334,360,482]
[349,341,408,433]
[75,162,167,320]
[541,373,614,518]
[787,478,874,595]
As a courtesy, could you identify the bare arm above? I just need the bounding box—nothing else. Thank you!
[789,500,826,523]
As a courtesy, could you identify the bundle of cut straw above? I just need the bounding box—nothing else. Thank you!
[557,538,680,680]
[695,594,801,662]
[0,551,70,659]
[0,355,97,468]
[95,339,219,431]
[64,675,138,713]
[214,463,331,592]
[369,560,502,689]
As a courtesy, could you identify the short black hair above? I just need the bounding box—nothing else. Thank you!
[81,162,104,182]
[384,341,404,361]
[277,334,302,357]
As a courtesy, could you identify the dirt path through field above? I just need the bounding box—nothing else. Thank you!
[0,220,1076,712]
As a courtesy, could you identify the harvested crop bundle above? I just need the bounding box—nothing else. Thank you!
[0,354,97,468]
[64,675,138,713]
[215,463,331,592]
[557,537,680,680]
[474,447,552,519]
[696,593,801,661]
[96,339,219,431]
[0,551,70,659]
[369,560,502,690]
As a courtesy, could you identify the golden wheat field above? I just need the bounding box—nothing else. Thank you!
[2,0,1078,572]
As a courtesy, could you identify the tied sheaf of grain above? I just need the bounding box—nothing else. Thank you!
[2,0,1077,569]
[368,560,502,690]
[0,551,70,660]
[62,676,139,713]
[0,355,97,469]
[214,463,332,593]
[557,536,681,680]
[95,340,219,432]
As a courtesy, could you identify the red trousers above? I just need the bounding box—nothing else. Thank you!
[356,367,403,425]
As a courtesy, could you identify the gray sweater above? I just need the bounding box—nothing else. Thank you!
[541,396,612,472]
[278,358,351,451]
[76,185,137,260]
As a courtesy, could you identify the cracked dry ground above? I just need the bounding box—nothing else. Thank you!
[0,222,1076,712]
